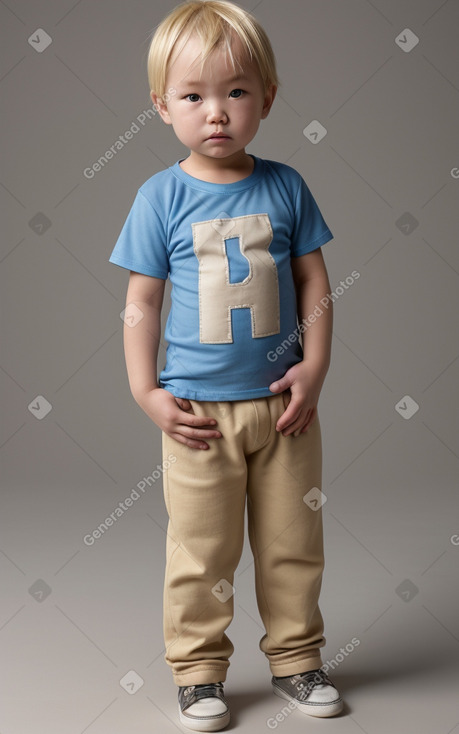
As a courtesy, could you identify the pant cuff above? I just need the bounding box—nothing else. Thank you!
[270,655,323,678]
[172,667,229,686]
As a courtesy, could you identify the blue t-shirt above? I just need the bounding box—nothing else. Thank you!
[109,154,333,400]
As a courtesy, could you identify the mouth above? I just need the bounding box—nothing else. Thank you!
[207,133,231,140]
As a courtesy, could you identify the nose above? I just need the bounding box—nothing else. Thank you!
[206,101,228,125]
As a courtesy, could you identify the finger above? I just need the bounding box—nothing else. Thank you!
[293,419,309,437]
[172,399,218,428]
[293,409,316,437]
[175,397,192,411]
[282,418,304,436]
[269,375,292,394]
[282,389,291,410]
[170,432,210,450]
[281,406,311,436]
[177,411,219,429]
[300,408,317,434]
[177,423,222,440]
[276,399,302,432]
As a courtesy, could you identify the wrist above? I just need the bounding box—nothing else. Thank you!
[131,383,160,404]
[301,356,330,378]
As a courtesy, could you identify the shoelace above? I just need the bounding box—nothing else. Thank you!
[183,683,224,700]
[290,669,333,701]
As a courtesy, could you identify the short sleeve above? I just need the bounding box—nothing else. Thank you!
[290,176,333,257]
[109,189,169,278]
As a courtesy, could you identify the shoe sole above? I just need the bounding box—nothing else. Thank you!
[272,682,344,718]
[178,703,230,732]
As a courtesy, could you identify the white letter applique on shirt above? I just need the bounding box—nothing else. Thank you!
[192,213,280,344]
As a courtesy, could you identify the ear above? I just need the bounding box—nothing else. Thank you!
[150,90,173,125]
[261,84,277,120]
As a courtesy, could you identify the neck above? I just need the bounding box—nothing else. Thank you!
[179,151,254,183]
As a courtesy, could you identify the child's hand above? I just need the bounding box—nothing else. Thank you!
[137,388,221,450]
[269,361,325,437]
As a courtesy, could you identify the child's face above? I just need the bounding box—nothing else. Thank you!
[152,33,276,166]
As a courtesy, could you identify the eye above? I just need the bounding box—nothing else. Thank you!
[229,88,244,98]
[184,93,201,102]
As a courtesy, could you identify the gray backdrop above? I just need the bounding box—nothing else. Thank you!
[1,1,458,733]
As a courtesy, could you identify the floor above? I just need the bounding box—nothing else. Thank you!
[1,492,458,734]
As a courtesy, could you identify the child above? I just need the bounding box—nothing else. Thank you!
[109,1,343,730]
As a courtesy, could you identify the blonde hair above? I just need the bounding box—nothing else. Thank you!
[147,0,279,100]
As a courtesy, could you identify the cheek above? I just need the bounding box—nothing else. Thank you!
[246,104,263,128]
[178,105,200,123]
[244,99,263,119]
[169,108,193,130]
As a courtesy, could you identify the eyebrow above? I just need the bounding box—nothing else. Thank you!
[180,74,249,86]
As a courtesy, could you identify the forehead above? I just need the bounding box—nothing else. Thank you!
[167,32,256,84]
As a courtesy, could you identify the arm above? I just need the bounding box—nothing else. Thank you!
[269,247,333,436]
[123,271,221,449]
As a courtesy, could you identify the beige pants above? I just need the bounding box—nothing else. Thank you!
[161,394,326,686]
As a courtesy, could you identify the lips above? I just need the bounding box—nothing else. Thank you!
[208,133,230,139]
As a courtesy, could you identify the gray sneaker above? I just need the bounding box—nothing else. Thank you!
[272,669,343,718]
[178,682,230,732]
